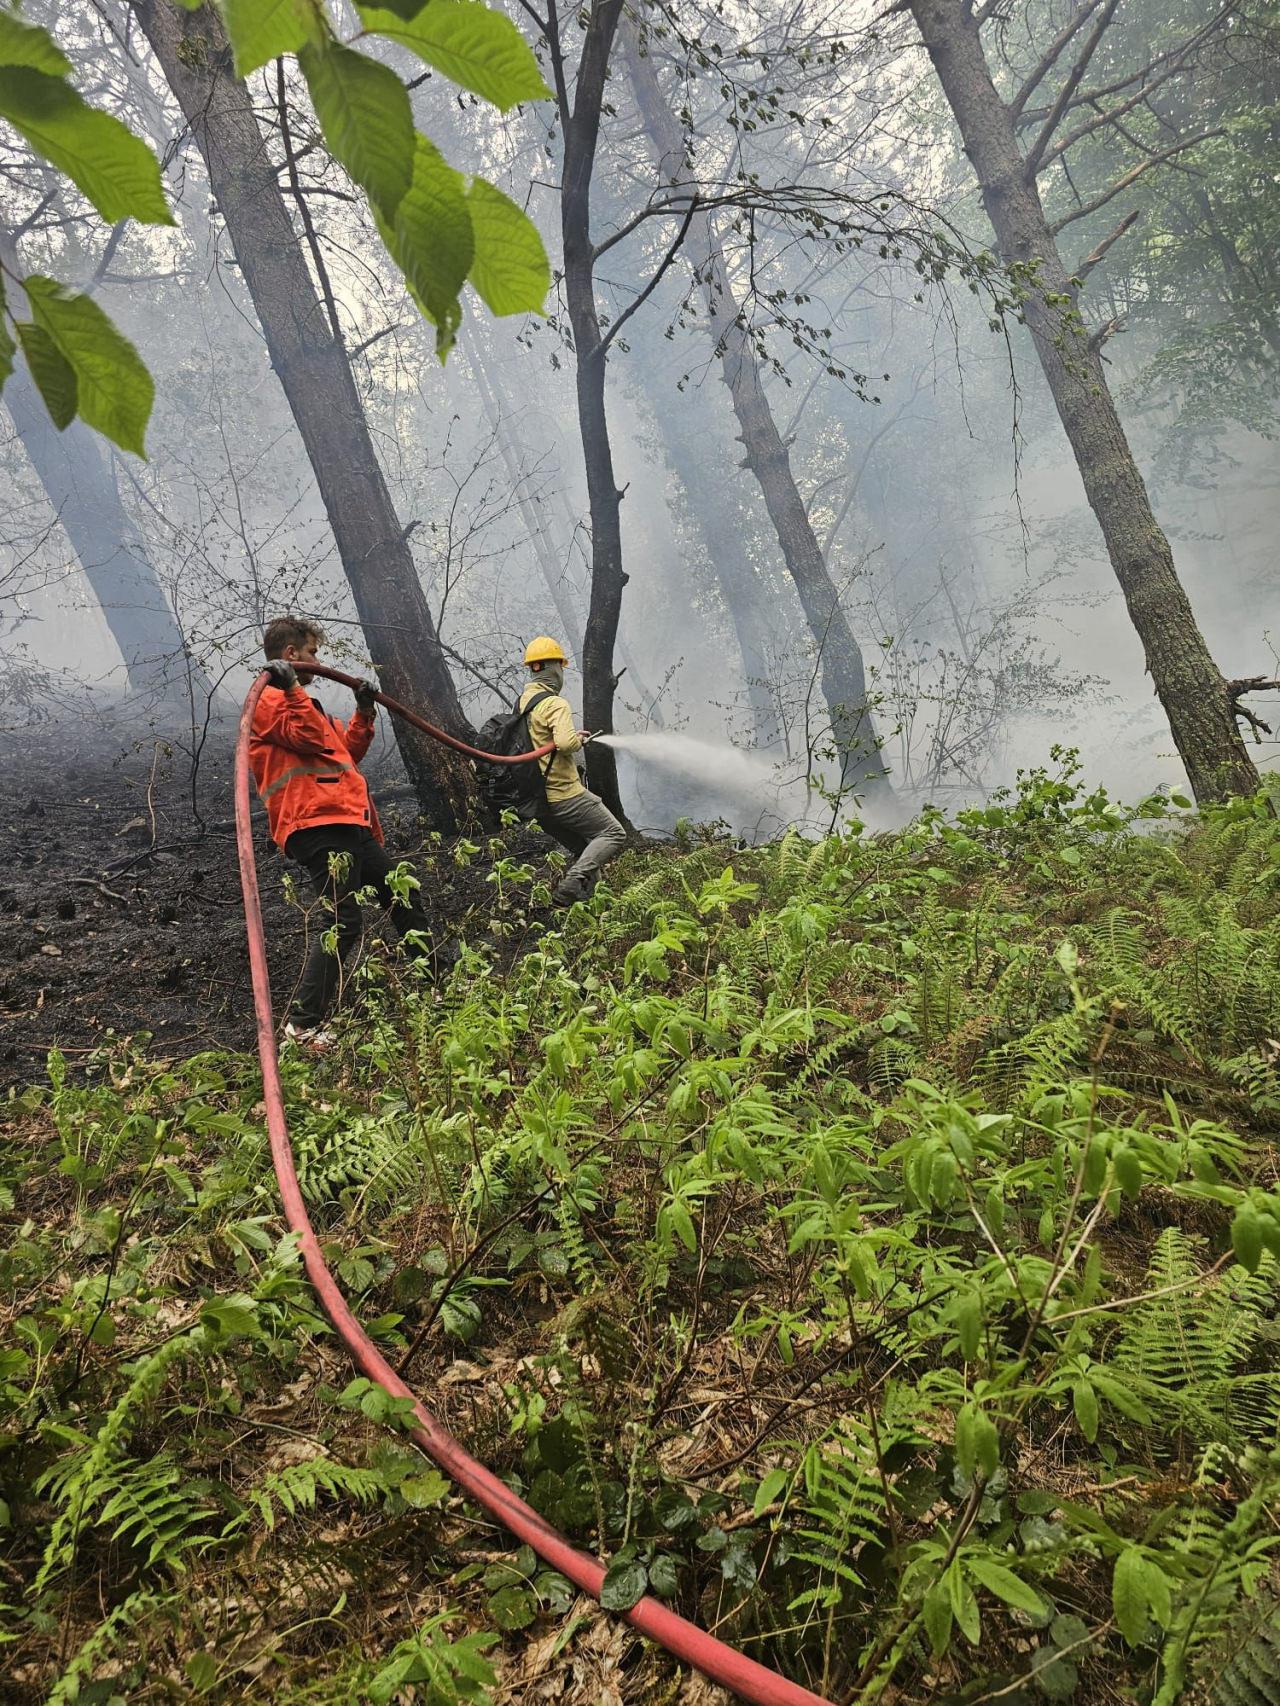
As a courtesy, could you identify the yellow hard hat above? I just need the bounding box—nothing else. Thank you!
[524,635,568,666]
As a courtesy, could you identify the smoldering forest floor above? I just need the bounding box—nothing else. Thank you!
[0,713,573,1082]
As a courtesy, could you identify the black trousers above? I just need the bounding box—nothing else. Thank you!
[285,824,447,1022]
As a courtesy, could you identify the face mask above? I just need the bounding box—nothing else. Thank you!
[535,662,565,694]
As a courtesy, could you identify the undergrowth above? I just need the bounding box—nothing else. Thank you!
[3,753,1280,1704]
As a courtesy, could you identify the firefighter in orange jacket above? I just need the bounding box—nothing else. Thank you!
[250,616,447,1044]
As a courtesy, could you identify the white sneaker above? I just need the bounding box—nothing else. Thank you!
[283,1021,335,1050]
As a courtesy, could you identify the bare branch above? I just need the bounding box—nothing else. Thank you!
[1087,313,1125,352]
[599,195,697,355]
[1229,677,1280,741]
[1071,207,1142,284]
[1023,0,1120,179]
[1035,5,1236,171]
[1008,0,1109,122]
[1049,131,1223,234]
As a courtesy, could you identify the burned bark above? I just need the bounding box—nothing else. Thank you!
[130,0,474,829]
[907,0,1259,804]
[547,0,628,818]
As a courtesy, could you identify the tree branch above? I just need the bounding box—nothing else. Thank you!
[599,195,697,355]
[1071,207,1142,284]
[1049,131,1223,235]
[1035,5,1236,171]
[1228,677,1280,741]
[274,58,343,347]
[1008,0,1109,121]
[1023,0,1121,179]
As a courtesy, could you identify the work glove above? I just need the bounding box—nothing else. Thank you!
[354,678,380,714]
[264,659,298,690]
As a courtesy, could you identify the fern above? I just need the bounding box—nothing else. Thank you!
[785,1421,891,1613]
[1113,1230,1280,1447]
[1212,1597,1280,1706]
[226,1450,390,1536]
[44,1588,170,1706]
[295,1111,425,1209]
[34,1335,198,1594]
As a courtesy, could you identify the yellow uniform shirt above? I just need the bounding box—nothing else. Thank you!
[520,682,585,802]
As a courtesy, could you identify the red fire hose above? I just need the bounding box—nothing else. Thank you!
[234,666,831,1706]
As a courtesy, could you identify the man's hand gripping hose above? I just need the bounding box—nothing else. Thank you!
[235,666,831,1706]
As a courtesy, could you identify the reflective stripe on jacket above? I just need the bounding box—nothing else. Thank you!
[250,686,382,848]
[519,681,584,802]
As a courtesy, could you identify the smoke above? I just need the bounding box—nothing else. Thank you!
[594,730,898,839]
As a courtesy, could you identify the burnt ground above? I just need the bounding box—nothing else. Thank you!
[0,714,579,1086]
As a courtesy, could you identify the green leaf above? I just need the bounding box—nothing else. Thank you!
[200,1292,260,1338]
[0,13,71,76]
[376,133,472,357]
[357,2,549,109]
[666,1198,697,1253]
[956,1292,981,1362]
[220,0,319,78]
[1112,1547,1149,1646]
[1089,1371,1152,1425]
[600,1556,648,1611]
[488,1585,537,1630]
[1112,1145,1142,1200]
[15,321,76,428]
[299,40,413,218]
[399,1469,448,1508]
[647,1553,679,1597]
[24,277,154,455]
[753,1467,789,1516]
[924,1581,953,1656]
[1072,1378,1099,1443]
[948,1565,982,1646]
[1050,1614,1091,1650]
[0,67,171,225]
[185,1652,218,1693]
[1231,1204,1264,1273]
[467,176,552,317]
[965,1555,1049,1617]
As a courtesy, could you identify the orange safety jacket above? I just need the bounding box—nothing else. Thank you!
[250,685,382,850]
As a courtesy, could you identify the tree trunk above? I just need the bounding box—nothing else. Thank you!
[907,0,1258,804]
[468,344,585,658]
[130,0,474,829]
[0,228,207,702]
[4,359,210,700]
[624,27,891,796]
[634,360,777,739]
[555,0,628,818]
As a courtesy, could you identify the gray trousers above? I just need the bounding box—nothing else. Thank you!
[537,790,626,892]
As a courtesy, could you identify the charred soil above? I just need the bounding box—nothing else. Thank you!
[0,714,579,1079]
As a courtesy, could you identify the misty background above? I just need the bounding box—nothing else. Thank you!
[2,0,1277,831]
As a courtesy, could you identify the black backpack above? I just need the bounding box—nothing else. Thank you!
[474,689,554,819]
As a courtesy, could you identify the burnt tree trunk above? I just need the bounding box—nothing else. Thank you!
[907,0,1258,803]
[131,0,474,829]
[625,29,890,795]
[553,0,628,818]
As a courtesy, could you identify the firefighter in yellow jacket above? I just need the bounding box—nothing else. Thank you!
[521,637,626,906]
